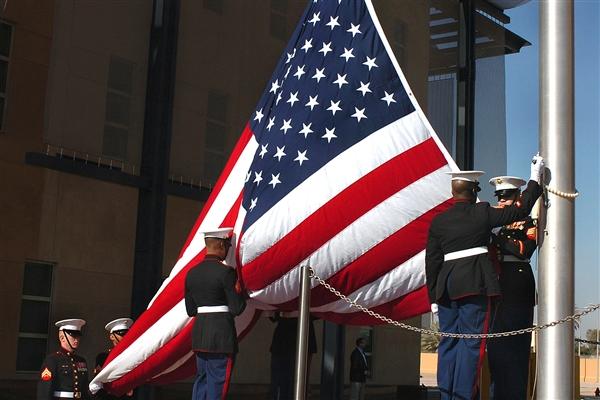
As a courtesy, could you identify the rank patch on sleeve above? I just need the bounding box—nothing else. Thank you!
[41,367,52,381]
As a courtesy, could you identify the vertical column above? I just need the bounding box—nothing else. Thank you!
[294,265,312,400]
[538,1,575,399]
[320,322,345,400]
[131,0,180,319]
[455,0,475,170]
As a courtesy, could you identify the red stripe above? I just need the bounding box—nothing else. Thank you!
[105,194,244,365]
[473,297,491,398]
[313,285,430,325]
[178,123,254,258]
[276,199,453,310]
[105,321,195,396]
[108,309,262,393]
[221,356,234,400]
[242,138,447,290]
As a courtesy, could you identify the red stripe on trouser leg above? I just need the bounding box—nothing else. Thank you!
[221,356,234,400]
[473,297,491,399]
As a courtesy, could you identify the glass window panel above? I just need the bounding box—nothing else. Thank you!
[270,14,287,41]
[108,56,133,94]
[205,121,227,151]
[0,59,7,93]
[22,262,53,297]
[203,151,226,185]
[19,300,50,334]
[203,0,224,14]
[16,337,47,372]
[105,91,131,126]
[207,91,228,122]
[103,124,129,160]
[270,0,288,14]
[0,22,12,58]
[0,96,4,130]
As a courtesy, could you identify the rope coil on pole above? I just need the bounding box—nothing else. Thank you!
[309,268,599,339]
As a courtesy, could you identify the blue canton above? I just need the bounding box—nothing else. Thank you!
[243,0,415,229]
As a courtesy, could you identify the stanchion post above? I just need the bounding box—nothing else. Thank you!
[294,265,311,400]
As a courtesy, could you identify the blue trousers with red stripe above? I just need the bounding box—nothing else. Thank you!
[437,296,491,400]
[192,352,234,400]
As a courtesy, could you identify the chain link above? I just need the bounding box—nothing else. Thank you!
[545,185,579,199]
[309,268,599,339]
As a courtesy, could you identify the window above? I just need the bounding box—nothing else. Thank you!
[203,0,224,15]
[103,56,134,160]
[392,20,406,69]
[270,0,288,41]
[204,90,229,185]
[0,21,13,131]
[16,262,54,372]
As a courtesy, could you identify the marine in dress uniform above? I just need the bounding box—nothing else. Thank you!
[94,318,134,399]
[487,176,538,400]
[425,155,544,400]
[37,319,90,400]
[185,227,247,400]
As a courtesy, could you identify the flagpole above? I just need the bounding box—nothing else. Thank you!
[537,1,575,399]
[294,265,311,400]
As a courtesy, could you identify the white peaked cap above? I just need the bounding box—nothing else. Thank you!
[489,176,526,191]
[105,318,133,333]
[202,227,234,239]
[55,319,86,331]
[444,170,485,183]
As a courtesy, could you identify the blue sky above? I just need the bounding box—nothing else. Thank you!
[504,1,599,333]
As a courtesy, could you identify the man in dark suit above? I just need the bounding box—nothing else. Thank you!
[487,176,538,400]
[269,312,317,400]
[185,227,247,400]
[37,319,90,400]
[425,155,544,400]
[349,337,368,400]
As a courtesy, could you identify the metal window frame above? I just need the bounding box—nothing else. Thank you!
[16,261,55,373]
[0,19,14,132]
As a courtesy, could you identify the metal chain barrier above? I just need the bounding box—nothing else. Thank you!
[309,268,599,339]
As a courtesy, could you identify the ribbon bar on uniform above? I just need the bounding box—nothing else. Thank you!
[196,305,229,314]
[444,246,488,261]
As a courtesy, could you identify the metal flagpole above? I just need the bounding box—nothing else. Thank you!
[538,1,575,399]
[294,265,311,400]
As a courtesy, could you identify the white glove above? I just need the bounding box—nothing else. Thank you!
[530,154,545,184]
[431,303,439,315]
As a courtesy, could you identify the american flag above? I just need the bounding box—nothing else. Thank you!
[90,0,457,394]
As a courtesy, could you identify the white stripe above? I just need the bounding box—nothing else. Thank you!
[364,0,458,173]
[249,167,451,303]
[311,250,425,313]
[90,303,258,392]
[148,137,258,307]
[241,111,435,266]
[89,301,190,392]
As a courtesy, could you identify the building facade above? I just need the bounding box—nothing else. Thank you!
[0,0,528,398]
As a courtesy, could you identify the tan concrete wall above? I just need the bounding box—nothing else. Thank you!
[43,1,151,165]
[0,0,55,380]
